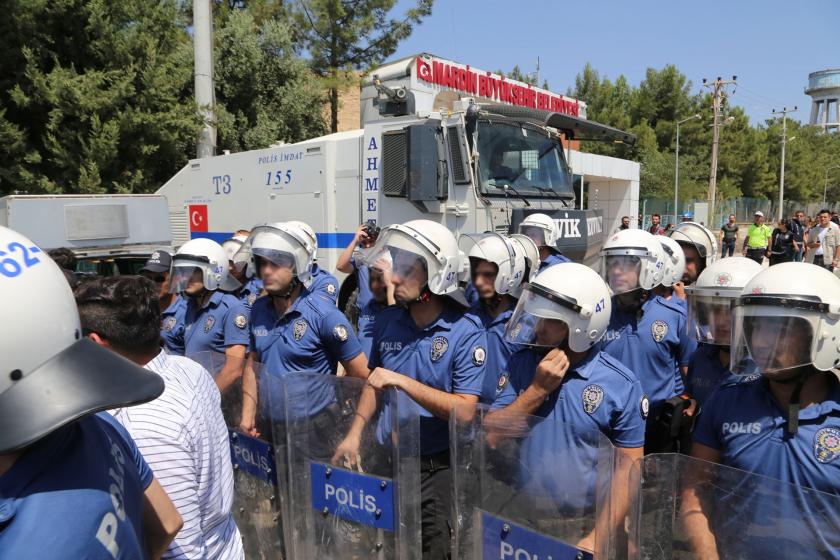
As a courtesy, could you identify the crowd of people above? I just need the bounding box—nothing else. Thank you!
[2,208,839,559]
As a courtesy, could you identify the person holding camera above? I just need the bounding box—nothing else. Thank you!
[337,221,381,312]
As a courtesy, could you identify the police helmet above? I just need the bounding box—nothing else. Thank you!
[171,238,240,293]
[365,219,463,297]
[658,235,686,288]
[600,229,666,294]
[518,213,559,249]
[685,256,762,345]
[730,263,840,374]
[669,221,718,272]
[235,222,317,287]
[0,226,163,453]
[505,262,611,352]
[460,233,527,298]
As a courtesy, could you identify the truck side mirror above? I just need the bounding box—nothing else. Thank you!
[381,120,448,202]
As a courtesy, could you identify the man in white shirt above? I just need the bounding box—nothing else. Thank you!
[75,276,244,560]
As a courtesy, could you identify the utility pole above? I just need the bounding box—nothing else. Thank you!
[194,0,216,158]
[703,76,737,226]
[772,106,797,222]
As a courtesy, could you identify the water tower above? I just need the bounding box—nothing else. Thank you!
[806,68,840,133]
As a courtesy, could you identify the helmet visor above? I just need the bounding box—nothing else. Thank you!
[364,228,439,288]
[520,225,548,247]
[504,287,572,347]
[730,304,817,375]
[169,265,201,294]
[601,254,642,294]
[253,247,296,271]
[688,294,734,345]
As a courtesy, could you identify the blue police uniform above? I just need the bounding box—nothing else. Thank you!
[492,348,647,512]
[693,376,840,558]
[161,296,187,355]
[369,303,487,455]
[250,289,362,420]
[0,413,152,559]
[686,344,758,407]
[596,295,695,417]
[350,255,373,311]
[237,277,263,309]
[469,302,517,404]
[309,264,339,304]
[464,282,479,307]
[538,252,571,273]
[356,298,385,359]
[182,291,250,357]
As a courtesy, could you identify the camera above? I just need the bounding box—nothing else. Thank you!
[362,220,381,242]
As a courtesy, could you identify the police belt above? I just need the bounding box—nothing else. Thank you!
[420,449,450,473]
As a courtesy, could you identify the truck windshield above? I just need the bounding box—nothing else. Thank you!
[476,121,573,198]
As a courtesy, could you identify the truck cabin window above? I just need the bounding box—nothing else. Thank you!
[477,121,572,198]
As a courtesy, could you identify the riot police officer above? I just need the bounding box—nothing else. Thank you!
[686,262,840,558]
[460,232,536,403]
[140,249,187,354]
[222,234,263,308]
[237,222,369,437]
[596,229,696,452]
[491,262,646,549]
[669,221,718,290]
[170,238,250,394]
[333,219,487,560]
[285,220,340,303]
[652,235,687,308]
[518,213,571,271]
[0,225,182,558]
[684,256,762,407]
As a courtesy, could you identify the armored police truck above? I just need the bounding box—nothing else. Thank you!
[157,54,638,308]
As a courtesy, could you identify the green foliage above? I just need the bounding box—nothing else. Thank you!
[292,0,433,132]
[569,63,840,206]
[499,64,548,90]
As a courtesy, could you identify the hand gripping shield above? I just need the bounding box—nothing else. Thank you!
[188,352,282,559]
[628,453,840,559]
[451,404,619,559]
[269,373,421,559]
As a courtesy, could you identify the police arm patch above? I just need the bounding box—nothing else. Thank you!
[640,395,650,420]
[472,346,486,367]
[333,324,349,342]
[234,314,248,329]
[651,320,668,342]
[582,384,604,414]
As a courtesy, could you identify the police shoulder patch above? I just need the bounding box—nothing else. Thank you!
[163,317,177,332]
[333,324,349,342]
[814,427,840,464]
[472,346,486,367]
[327,283,336,295]
[496,372,508,393]
[247,293,257,307]
[640,395,650,420]
[582,384,604,414]
[293,319,308,341]
[430,336,449,362]
[234,314,248,329]
[651,320,668,342]
[203,315,216,333]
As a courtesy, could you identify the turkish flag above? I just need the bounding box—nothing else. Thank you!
[189,204,208,232]
[416,57,432,82]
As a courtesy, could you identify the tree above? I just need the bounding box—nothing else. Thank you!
[292,0,433,132]
[499,64,549,90]
[0,0,198,194]
[214,10,326,152]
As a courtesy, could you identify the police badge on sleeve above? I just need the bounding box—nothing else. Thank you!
[651,320,668,342]
[472,346,486,367]
[333,324,349,342]
[430,336,449,362]
[203,316,215,333]
[293,319,308,341]
[582,384,604,414]
[234,314,248,329]
[814,427,840,464]
[163,317,176,332]
[640,395,650,420]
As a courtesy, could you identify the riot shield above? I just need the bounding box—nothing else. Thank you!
[268,372,421,560]
[451,404,620,560]
[628,453,840,559]
[185,350,248,427]
[188,352,282,559]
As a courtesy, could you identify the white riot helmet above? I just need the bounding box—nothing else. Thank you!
[658,236,686,288]
[285,220,319,262]
[0,226,163,453]
[365,219,462,299]
[509,234,540,290]
[730,263,840,375]
[669,221,718,276]
[505,263,611,352]
[221,235,248,262]
[518,213,559,248]
[600,229,666,294]
[460,233,527,298]
[170,238,240,293]
[685,257,762,345]
[235,222,317,287]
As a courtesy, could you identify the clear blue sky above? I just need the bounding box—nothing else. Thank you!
[392,0,838,126]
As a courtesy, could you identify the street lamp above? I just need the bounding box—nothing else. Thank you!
[674,114,701,224]
[825,164,840,207]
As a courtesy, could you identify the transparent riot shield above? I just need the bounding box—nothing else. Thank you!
[268,372,421,560]
[628,453,840,559]
[451,404,620,560]
[188,352,282,559]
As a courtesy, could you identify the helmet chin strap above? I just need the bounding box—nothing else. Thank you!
[615,288,645,314]
[399,285,433,309]
[774,367,816,437]
[482,292,505,311]
[272,277,300,300]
